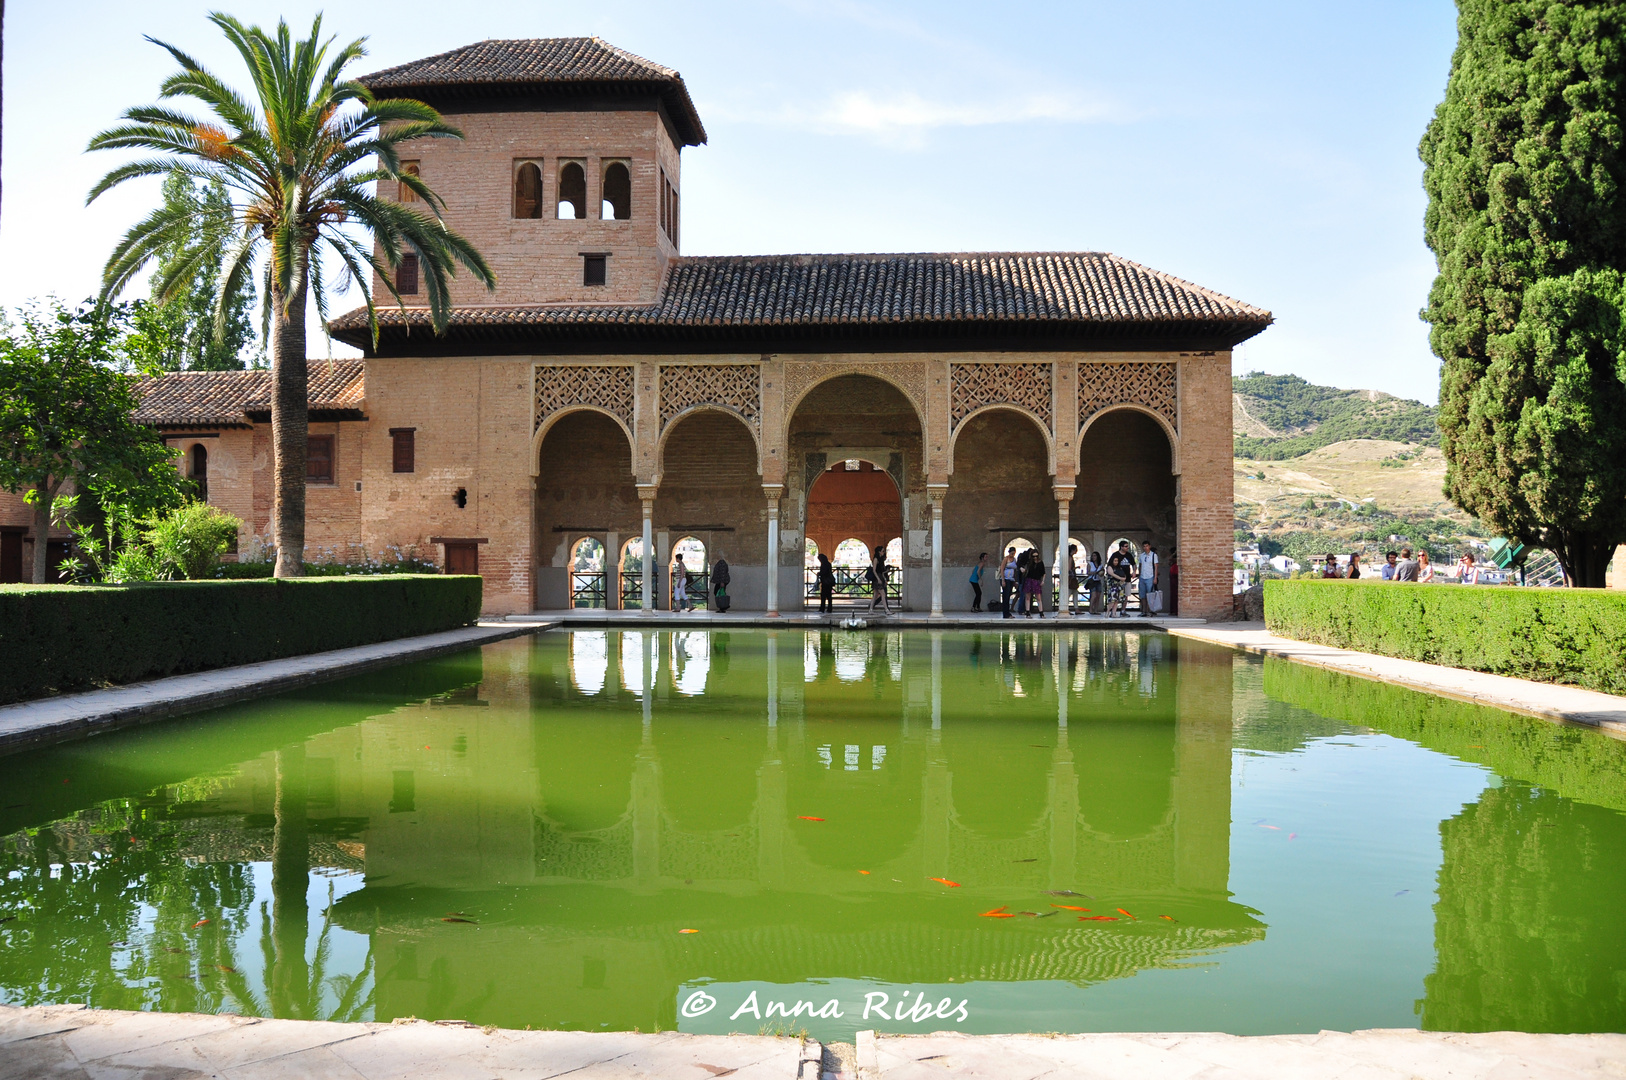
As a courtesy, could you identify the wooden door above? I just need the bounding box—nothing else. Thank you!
[445,542,479,575]
[0,531,21,583]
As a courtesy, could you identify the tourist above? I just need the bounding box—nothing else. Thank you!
[1106,541,1135,618]
[969,552,987,612]
[1000,546,1019,619]
[1417,550,1434,582]
[1066,543,1083,612]
[1322,553,1341,579]
[1347,552,1362,579]
[712,556,731,612]
[1025,546,1046,617]
[672,554,692,611]
[1086,550,1104,614]
[1012,549,1031,617]
[1457,552,1478,584]
[1139,541,1159,615]
[869,544,893,613]
[1394,547,1420,582]
[816,553,835,614]
[1381,550,1398,580]
[1167,549,1179,615]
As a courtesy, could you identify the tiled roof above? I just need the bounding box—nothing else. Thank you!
[134,361,366,426]
[329,253,1272,353]
[359,38,706,146]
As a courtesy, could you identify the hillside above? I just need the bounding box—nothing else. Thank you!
[1232,372,1439,459]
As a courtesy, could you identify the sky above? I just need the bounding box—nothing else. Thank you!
[0,0,1459,401]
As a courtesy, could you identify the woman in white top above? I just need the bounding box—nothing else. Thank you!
[1417,550,1434,583]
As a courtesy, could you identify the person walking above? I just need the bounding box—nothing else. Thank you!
[1106,541,1134,618]
[1381,550,1399,580]
[1394,547,1420,582]
[869,544,893,614]
[816,552,835,614]
[672,554,692,612]
[1086,550,1104,615]
[1000,546,1019,619]
[969,552,988,612]
[1025,547,1046,617]
[1011,549,1031,617]
[1138,541,1159,615]
[1347,552,1363,579]
[1065,542,1083,613]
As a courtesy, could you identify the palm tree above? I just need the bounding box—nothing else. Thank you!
[87,14,495,577]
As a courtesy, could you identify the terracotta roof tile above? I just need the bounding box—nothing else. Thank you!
[359,38,706,146]
[134,361,365,426]
[329,253,1271,351]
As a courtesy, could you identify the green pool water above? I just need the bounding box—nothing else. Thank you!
[2,628,1624,1040]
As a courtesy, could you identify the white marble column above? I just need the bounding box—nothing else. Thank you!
[928,484,947,617]
[764,485,783,617]
[639,493,655,616]
[1055,487,1075,618]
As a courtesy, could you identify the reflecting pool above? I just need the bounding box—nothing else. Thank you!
[2,629,1624,1039]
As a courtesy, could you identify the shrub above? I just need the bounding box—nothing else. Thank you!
[0,575,482,705]
[1264,579,1626,694]
[146,502,242,579]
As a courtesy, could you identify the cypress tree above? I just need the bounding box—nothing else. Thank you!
[1420,0,1626,586]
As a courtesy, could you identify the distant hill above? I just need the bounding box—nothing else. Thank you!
[1232,372,1439,459]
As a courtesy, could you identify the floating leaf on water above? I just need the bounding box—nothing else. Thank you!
[678,928,699,934]
[1013,858,1037,863]
[929,878,961,888]
[1051,904,1088,911]
[797,816,825,822]
[0,916,15,924]
[441,917,475,924]
[1394,890,1409,897]
[192,919,209,929]
[215,965,236,973]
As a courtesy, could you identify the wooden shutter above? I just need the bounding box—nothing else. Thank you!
[397,254,419,296]
[398,161,420,202]
[391,428,415,473]
[307,435,334,484]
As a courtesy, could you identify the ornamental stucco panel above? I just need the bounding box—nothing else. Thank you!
[534,364,637,435]
[1077,362,1178,432]
[658,363,762,434]
[949,362,1054,430]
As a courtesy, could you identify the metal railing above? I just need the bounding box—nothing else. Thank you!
[571,570,606,609]
[804,566,902,608]
[671,570,710,610]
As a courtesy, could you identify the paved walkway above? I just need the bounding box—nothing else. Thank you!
[508,609,1205,630]
[0,622,551,758]
[1172,623,1626,736]
[850,1028,1626,1079]
[0,1005,819,1079]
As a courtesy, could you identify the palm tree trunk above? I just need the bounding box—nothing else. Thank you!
[270,274,309,578]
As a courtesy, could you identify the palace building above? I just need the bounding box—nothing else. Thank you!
[128,37,1272,619]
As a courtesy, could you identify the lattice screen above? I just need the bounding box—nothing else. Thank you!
[659,364,761,430]
[950,362,1053,428]
[534,364,636,432]
[1078,362,1177,429]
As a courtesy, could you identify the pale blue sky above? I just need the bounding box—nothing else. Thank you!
[0,1,1457,400]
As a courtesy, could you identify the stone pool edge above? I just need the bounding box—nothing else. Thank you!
[0,622,554,758]
[1171,622,1626,737]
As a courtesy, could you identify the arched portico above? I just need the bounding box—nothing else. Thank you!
[534,409,640,610]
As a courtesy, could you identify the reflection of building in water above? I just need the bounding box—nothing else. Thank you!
[312,631,1257,1028]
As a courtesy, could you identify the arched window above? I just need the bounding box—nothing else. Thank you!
[619,537,647,609]
[885,537,902,568]
[513,161,541,218]
[804,538,819,568]
[189,444,208,501]
[833,538,870,568]
[398,161,420,202]
[570,537,606,608]
[602,161,630,220]
[670,536,707,610]
[557,161,586,219]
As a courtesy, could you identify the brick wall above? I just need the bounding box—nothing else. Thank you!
[1173,353,1236,621]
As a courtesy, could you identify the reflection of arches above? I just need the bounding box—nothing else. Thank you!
[569,631,608,695]
[948,403,1055,475]
[668,630,710,696]
[1080,404,1179,475]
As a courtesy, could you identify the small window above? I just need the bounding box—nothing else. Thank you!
[514,161,542,218]
[391,428,416,473]
[583,255,607,287]
[398,161,420,202]
[396,254,419,296]
[307,435,334,484]
[190,444,209,501]
[558,161,586,219]
[602,161,630,220]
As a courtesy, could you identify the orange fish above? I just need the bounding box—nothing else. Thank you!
[930,878,961,887]
[1051,904,1088,911]
[1080,915,1118,921]
[192,919,209,929]
[1159,915,1176,922]
[798,816,825,822]
[679,928,699,934]
[215,965,236,973]
[979,906,1009,917]
[984,912,1015,918]
[858,870,870,875]
[1116,908,1135,918]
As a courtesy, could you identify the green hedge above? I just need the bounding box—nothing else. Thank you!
[0,575,482,705]
[1264,579,1626,694]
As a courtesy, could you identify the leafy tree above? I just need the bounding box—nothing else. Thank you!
[87,14,495,578]
[0,300,178,583]
[123,173,260,373]
[1420,0,1626,586]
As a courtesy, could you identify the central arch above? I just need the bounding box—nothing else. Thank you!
[804,459,903,609]
[939,407,1055,612]
[535,409,639,610]
[654,409,762,607]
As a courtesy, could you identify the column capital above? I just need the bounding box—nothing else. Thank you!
[636,484,659,503]
[1052,485,1076,504]
[762,483,785,502]
[926,482,949,506]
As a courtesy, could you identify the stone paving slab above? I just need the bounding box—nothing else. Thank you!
[509,609,1204,630]
[0,1006,821,1080]
[0,622,552,758]
[1169,622,1626,737]
[849,1028,1626,1079]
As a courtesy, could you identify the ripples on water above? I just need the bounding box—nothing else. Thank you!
[1,629,1623,1038]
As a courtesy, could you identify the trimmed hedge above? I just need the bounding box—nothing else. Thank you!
[0,575,482,705]
[1264,579,1626,694]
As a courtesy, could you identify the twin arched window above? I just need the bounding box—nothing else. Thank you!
[513,160,634,220]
